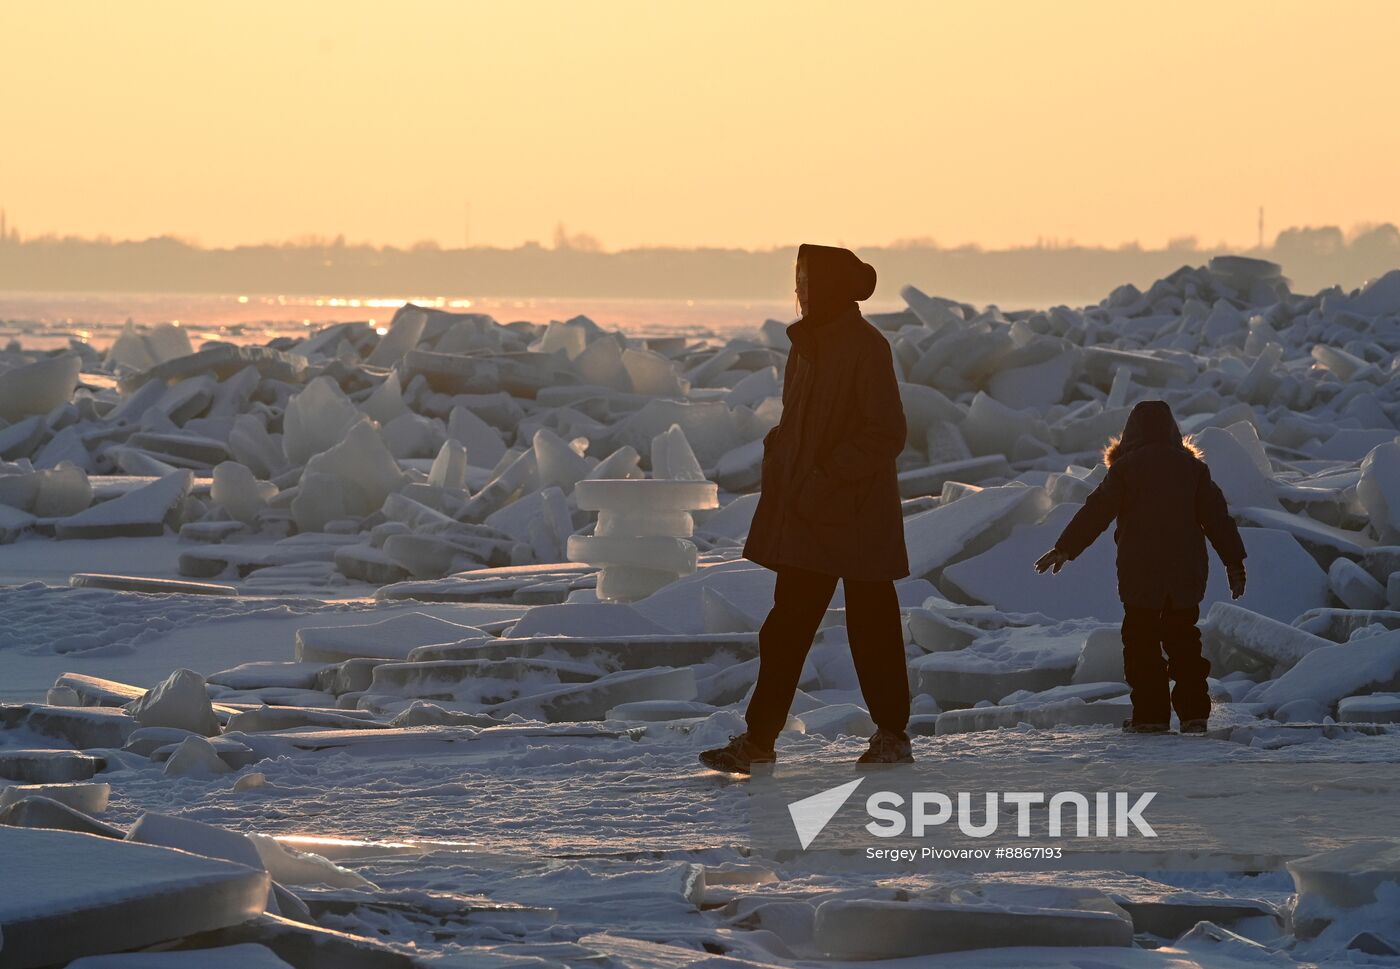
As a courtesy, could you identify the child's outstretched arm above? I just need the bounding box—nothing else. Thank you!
[1195,464,1248,598]
[1035,465,1124,574]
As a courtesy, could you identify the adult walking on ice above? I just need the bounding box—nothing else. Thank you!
[700,244,912,774]
[1034,400,1248,734]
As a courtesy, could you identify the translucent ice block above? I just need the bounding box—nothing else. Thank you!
[596,565,682,602]
[574,479,717,512]
[567,535,697,574]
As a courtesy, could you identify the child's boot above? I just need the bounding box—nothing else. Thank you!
[1121,719,1170,734]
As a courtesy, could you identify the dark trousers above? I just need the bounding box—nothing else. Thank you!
[744,566,910,748]
[1121,603,1211,725]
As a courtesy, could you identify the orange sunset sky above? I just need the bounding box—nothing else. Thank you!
[2,1,1397,252]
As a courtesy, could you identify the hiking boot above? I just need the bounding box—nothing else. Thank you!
[857,728,914,765]
[699,733,775,775]
[1121,719,1170,734]
[1180,718,1209,734]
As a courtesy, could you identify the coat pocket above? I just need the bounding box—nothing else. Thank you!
[794,467,863,525]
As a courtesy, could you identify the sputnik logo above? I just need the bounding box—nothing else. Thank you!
[787,777,864,849]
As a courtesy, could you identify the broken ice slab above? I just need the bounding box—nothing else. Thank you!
[956,392,1048,457]
[223,706,390,733]
[0,749,101,783]
[160,735,234,775]
[606,699,719,721]
[51,673,147,707]
[126,431,231,467]
[177,535,360,579]
[1255,629,1400,714]
[1079,345,1194,387]
[367,657,598,704]
[1305,428,1400,462]
[1338,694,1400,723]
[69,573,238,596]
[301,417,408,517]
[906,607,979,653]
[0,795,125,839]
[293,612,491,663]
[0,353,82,422]
[159,913,416,969]
[0,463,92,517]
[118,344,309,394]
[409,632,759,671]
[0,503,35,543]
[105,321,194,372]
[812,896,1132,959]
[791,703,876,739]
[1112,891,1280,940]
[1294,607,1400,643]
[896,455,1010,499]
[127,668,221,736]
[54,469,193,539]
[0,782,110,814]
[208,662,327,691]
[1217,721,1387,748]
[1328,556,1388,610]
[1201,602,1333,676]
[574,478,718,512]
[403,347,577,398]
[1235,505,1375,566]
[489,666,697,722]
[986,343,1080,410]
[1359,441,1400,544]
[936,694,1131,735]
[911,625,1086,707]
[210,460,273,525]
[332,544,410,585]
[375,564,592,603]
[297,886,555,936]
[0,827,269,968]
[902,483,1050,579]
[177,518,249,548]
[230,722,638,756]
[503,602,672,638]
[1287,841,1400,939]
[1,703,137,749]
[1194,425,1281,511]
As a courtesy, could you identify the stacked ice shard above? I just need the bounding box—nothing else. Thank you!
[569,425,719,601]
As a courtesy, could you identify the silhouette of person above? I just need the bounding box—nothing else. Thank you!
[1034,400,1247,734]
[700,244,912,773]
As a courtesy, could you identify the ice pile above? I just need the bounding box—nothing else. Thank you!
[0,305,788,597]
[0,258,1397,696]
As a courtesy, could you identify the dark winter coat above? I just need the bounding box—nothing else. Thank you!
[1054,401,1246,609]
[743,302,910,581]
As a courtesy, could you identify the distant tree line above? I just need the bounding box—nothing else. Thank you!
[0,224,1397,307]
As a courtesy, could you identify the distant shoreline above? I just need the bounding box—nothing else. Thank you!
[1,226,1397,308]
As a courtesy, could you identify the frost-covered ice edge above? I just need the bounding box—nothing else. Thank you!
[1,255,1400,966]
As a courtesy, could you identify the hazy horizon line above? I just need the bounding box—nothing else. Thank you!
[3,216,1399,256]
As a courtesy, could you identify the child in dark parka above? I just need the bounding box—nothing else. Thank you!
[1034,400,1247,734]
